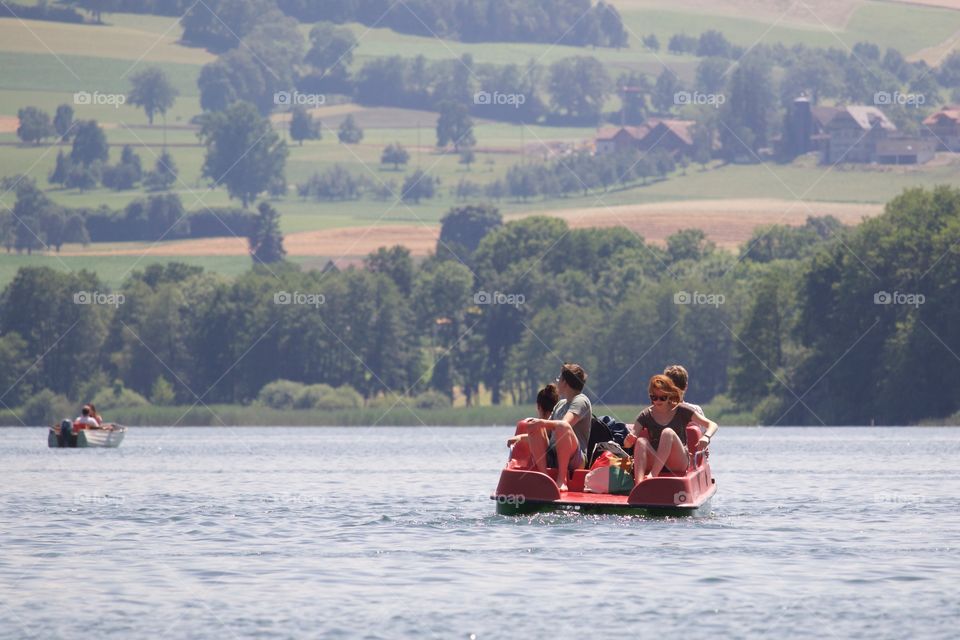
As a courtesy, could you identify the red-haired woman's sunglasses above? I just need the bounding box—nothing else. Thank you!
[649,394,669,402]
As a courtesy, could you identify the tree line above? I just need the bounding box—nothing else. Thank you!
[0,180,258,252]
[2,188,957,425]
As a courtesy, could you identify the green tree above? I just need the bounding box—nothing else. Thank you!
[548,56,610,122]
[12,180,49,254]
[666,228,715,264]
[695,57,730,95]
[16,107,54,145]
[64,213,90,247]
[144,150,178,191]
[337,114,364,144]
[412,259,475,399]
[381,143,409,170]
[181,0,272,50]
[49,151,73,186]
[0,266,109,397]
[436,101,475,151]
[615,71,651,125]
[720,55,776,160]
[289,106,320,145]
[150,377,176,405]
[365,245,414,296]
[249,201,285,263]
[459,147,476,170]
[70,120,109,166]
[65,163,101,192]
[697,30,731,58]
[199,101,288,207]
[472,216,569,403]
[691,123,714,169]
[39,207,67,252]
[128,67,179,126]
[437,203,503,262]
[53,104,74,140]
[0,333,30,407]
[102,145,143,191]
[306,22,357,80]
[653,69,680,114]
[401,170,436,203]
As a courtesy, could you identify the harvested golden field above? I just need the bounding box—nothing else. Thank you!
[532,198,882,249]
[56,198,882,260]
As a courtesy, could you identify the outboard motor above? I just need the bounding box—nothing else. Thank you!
[58,419,74,447]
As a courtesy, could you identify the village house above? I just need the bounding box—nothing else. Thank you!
[821,105,897,163]
[594,119,695,156]
[922,106,960,152]
[786,96,933,165]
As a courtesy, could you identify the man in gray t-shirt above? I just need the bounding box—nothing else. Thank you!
[525,364,592,491]
[550,393,592,459]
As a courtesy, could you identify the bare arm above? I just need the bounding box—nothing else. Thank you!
[688,411,718,450]
[529,411,577,433]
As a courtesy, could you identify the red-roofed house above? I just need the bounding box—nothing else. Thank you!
[594,119,695,156]
[639,119,695,154]
[922,107,960,152]
[594,125,650,154]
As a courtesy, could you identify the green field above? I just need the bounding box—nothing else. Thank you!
[3,3,960,287]
[0,254,275,287]
[613,0,960,55]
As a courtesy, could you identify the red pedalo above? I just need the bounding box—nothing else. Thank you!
[492,420,717,515]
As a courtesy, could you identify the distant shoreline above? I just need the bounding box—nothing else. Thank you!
[5,403,956,427]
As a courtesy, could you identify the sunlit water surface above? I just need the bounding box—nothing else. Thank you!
[1,426,957,639]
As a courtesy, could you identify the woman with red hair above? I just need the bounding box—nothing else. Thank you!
[624,374,718,484]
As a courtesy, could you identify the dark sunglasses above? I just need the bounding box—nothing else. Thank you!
[649,394,670,402]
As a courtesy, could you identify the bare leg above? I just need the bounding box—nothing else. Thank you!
[633,437,652,484]
[553,426,578,491]
[648,429,688,478]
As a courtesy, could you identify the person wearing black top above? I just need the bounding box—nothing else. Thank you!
[623,374,718,484]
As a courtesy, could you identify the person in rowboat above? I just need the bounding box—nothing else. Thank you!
[624,375,718,484]
[523,364,592,492]
[73,405,100,431]
[87,403,104,426]
[507,383,559,449]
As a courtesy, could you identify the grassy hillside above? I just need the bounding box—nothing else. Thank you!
[3,2,960,287]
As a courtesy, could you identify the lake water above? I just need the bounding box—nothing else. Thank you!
[1,426,957,639]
